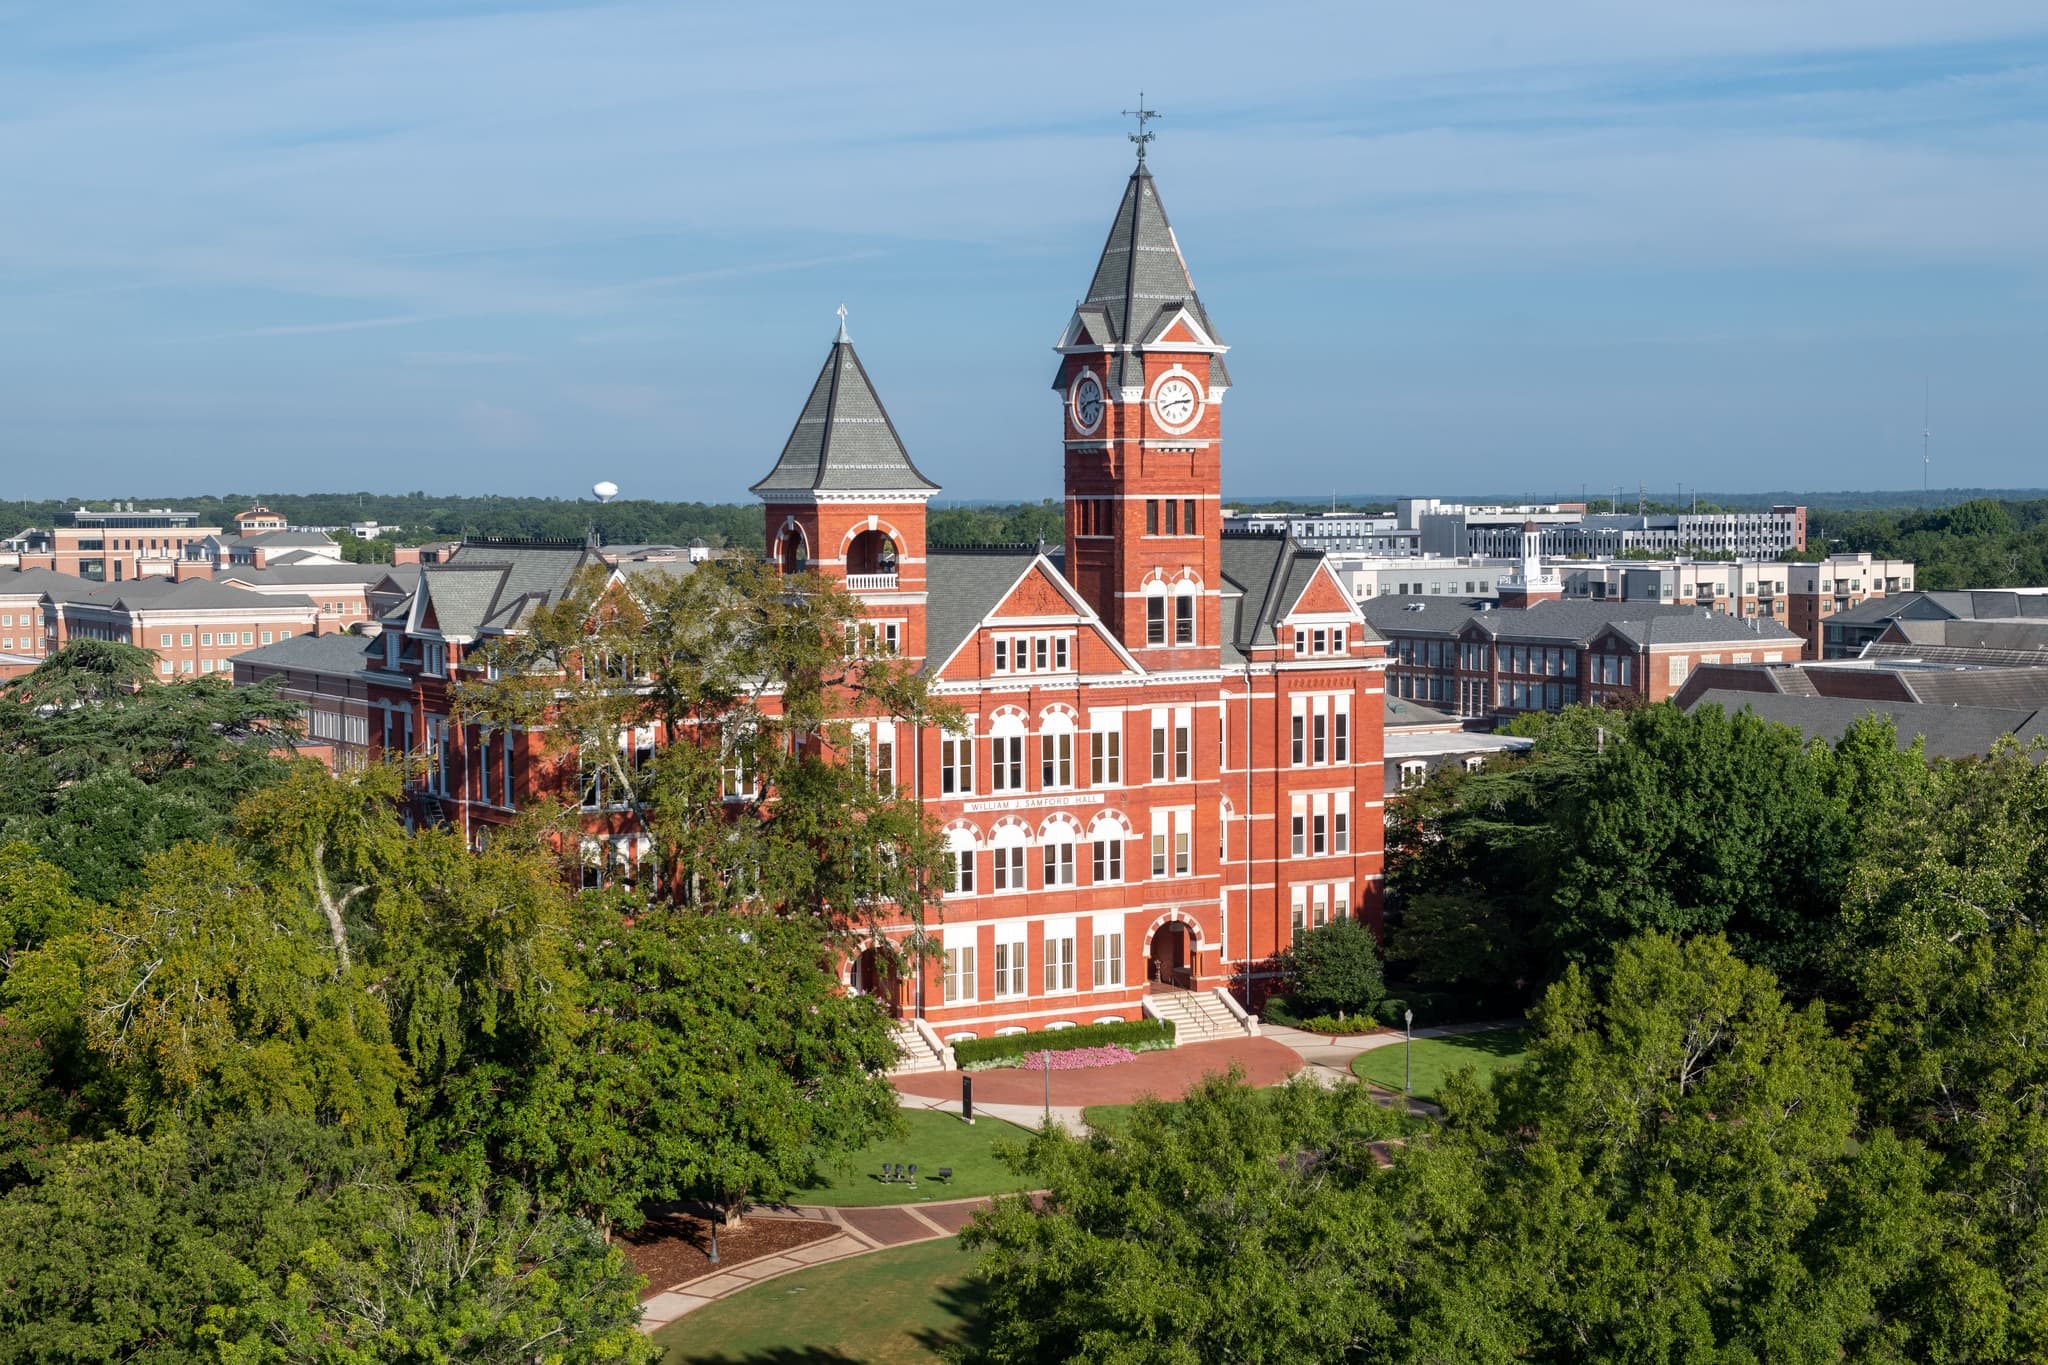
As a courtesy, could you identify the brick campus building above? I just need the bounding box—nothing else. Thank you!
[236,154,1390,1046]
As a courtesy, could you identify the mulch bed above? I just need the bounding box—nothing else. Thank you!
[621,1209,839,1297]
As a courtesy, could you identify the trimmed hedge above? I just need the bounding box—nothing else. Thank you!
[953,1018,1174,1070]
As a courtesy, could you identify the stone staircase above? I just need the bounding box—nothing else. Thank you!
[888,1019,953,1074]
[1144,986,1258,1045]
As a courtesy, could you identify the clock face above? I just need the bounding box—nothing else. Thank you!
[1072,375,1104,432]
[1153,376,1199,430]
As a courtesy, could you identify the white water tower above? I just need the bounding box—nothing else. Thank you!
[592,480,619,504]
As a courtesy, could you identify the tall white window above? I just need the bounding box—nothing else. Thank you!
[943,943,977,1003]
[993,931,1026,998]
[944,828,978,896]
[1041,817,1078,887]
[1173,707,1191,780]
[1290,886,1308,942]
[1090,723,1121,786]
[1150,708,1169,781]
[1092,928,1125,987]
[990,714,1026,792]
[1044,918,1077,993]
[941,725,975,795]
[1090,814,1125,884]
[992,826,1027,893]
[1039,713,1075,789]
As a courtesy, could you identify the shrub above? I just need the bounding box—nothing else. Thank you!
[953,1018,1174,1070]
[1278,917,1386,1019]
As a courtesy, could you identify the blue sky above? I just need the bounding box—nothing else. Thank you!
[1,2,2044,504]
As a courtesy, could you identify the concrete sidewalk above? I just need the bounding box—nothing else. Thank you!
[1261,1019,1520,1096]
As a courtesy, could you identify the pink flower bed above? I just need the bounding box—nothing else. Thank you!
[1022,1045,1138,1071]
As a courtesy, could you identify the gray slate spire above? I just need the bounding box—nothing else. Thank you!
[1079,160,1223,349]
[751,333,940,497]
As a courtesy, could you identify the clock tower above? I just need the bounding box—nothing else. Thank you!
[1055,153,1230,670]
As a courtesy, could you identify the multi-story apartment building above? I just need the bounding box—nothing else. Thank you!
[1559,552,1913,659]
[215,564,418,632]
[1366,594,1800,720]
[231,152,1391,1043]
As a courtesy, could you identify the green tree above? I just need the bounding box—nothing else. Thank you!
[0,642,302,899]
[1404,934,1921,1364]
[966,1077,1411,1364]
[1277,915,1385,1018]
[517,898,899,1231]
[77,841,408,1146]
[458,554,954,957]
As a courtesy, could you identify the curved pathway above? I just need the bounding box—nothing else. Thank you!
[639,1020,1521,1331]
[638,1195,999,1331]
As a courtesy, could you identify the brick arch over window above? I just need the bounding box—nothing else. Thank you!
[774,519,810,573]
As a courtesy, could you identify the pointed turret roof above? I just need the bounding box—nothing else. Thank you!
[751,334,939,498]
[1078,160,1222,349]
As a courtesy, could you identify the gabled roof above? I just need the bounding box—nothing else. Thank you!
[413,540,601,639]
[1687,689,2048,761]
[751,335,939,497]
[922,547,1044,673]
[1219,534,1375,661]
[1078,161,1224,355]
[232,631,380,677]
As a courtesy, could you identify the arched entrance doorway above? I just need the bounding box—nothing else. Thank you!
[848,946,902,1016]
[1147,920,1197,991]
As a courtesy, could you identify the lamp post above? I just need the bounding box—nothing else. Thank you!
[1042,1048,1051,1126]
[1404,1008,1413,1099]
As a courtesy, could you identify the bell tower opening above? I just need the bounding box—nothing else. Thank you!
[846,528,898,580]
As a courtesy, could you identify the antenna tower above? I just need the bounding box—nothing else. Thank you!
[1922,379,1932,496]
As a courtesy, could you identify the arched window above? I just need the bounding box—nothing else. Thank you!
[1088,810,1129,885]
[1038,708,1076,790]
[943,825,979,896]
[1172,579,1200,645]
[1040,813,1080,887]
[1143,579,1169,646]
[989,711,1027,793]
[989,821,1030,894]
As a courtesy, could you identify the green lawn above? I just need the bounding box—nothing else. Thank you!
[1080,1102,1148,1133]
[655,1234,983,1364]
[790,1108,1036,1206]
[1351,1028,1528,1102]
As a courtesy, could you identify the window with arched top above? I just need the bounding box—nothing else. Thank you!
[1038,708,1076,789]
[1088,810,1128,885]
[1172,580,1200,645]
[1040,814,1079,887]
[1143,578,1169,646]
[990,820,1030,893]
[943,824,979,896]
[989,711,1027,793]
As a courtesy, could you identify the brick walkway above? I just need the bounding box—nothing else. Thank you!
[637,1195,1003,1331]
[893,1035,1300,1108]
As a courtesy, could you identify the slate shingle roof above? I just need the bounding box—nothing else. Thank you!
[1365,595,1799,649]
[416,541,602,638]
[1686,689,2048,761]
[1218,534,1374,662]
[232,631,381,675]
[922,547,1042,672]
[751,337,939,497]
[1060,161,1231,392]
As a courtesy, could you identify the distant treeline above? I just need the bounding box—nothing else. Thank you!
[1811,498,2048,590]
[11,489,2047,590]
[5,493,765,553]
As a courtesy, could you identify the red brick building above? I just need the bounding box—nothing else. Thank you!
[232,154,1391,1047]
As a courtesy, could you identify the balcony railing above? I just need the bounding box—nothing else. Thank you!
[845,572,898,592]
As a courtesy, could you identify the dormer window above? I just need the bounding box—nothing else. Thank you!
[420,641,447,677]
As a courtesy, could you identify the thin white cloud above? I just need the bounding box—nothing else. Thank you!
[212,313,426,338]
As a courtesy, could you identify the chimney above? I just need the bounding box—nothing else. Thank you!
[173,560,214,582]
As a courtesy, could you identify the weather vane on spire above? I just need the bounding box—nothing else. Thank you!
[1123,93,1160,161]
[836,303,849,342]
